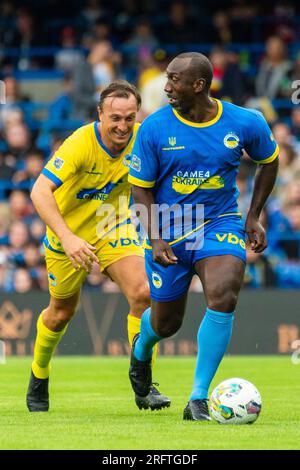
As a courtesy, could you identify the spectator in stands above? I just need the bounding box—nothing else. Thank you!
[0,152,15,183]
[209,47,246,105]
[8,220,29,251]
[80,0,108,29]
[23,242,43,268]
[139,49,169,117]
[49,75,75,123]
[272,121,296,149]
[12,149,44,190]
[256,36,293,99]
[291,108,300,142]
[228,1,258,43]
[125,19,159,72]
[8,8,42,70]
[71,40,121,120]
[4,122,33,160]
[277,143,297,182]
[9,190,33,222]
[0,203,11,243]
[0,76,31,128]
[82,19,117,49]
[88,40,121,94]
[243,245,277,288]
[55,27,84,73]
[35,265,49,291]
[114,0,141,42]
[157,1,198,44]
[29,217,45,244]
[209,11,233,45]
[0,1,15,47]
[13,267,33,293]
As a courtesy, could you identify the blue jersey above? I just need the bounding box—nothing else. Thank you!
[128,99,278,243]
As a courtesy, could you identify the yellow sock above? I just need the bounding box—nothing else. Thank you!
[127,313,158,368]
[32,312,68,379]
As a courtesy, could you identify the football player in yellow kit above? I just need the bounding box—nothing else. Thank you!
[26,80,170,412]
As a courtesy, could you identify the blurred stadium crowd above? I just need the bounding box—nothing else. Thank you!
[1,0,300,292]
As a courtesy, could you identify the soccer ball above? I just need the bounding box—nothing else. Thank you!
[209,378,262,424]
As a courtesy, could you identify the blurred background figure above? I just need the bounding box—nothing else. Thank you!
[256,36,293,99]
[209,47,246,105]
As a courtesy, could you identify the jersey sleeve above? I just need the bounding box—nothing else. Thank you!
[42,129,86,187]
[243,110,279,164]
[128,120,159,188]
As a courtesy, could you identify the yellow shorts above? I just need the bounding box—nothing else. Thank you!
[45,224,144,299]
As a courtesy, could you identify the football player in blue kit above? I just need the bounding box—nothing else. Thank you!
[128,52,279,420]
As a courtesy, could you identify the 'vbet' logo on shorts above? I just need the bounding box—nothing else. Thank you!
[152,272,162,289]
[216,233,246,249]
[108,238,140,248]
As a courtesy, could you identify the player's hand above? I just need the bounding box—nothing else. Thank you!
[245,214,268,253]
[151,239,178,267]
[60,233,99,272]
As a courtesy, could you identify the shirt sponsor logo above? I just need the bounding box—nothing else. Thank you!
[215,232,246,249]
[52,157,64,170]
[76,182,117,200]
[108,238,140,248]
[223,132,240,149]
[172,175,224,194]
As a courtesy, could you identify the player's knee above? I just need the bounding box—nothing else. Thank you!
[154,317,182,338]
[208,290,239,313]
[48,304,75,330]
[127,282,150,316]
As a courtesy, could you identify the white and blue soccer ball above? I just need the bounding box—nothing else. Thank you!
[209,378,262,424]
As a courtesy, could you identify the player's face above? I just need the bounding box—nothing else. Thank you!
[99,95,138,149]
[164,58,197,113]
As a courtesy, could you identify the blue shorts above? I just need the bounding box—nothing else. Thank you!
[144,216,246,302]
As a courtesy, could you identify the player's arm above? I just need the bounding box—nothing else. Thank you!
[131,185,177,267]
[244,111,279,253]
[245,158,278,253]
[31,175,98,272]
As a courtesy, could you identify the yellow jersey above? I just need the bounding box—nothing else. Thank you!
[42,121,140,252]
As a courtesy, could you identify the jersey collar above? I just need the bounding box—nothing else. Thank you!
[94,121,133,158]
[172,99,223,128]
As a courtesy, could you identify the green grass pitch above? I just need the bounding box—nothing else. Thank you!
[1,356,300,450]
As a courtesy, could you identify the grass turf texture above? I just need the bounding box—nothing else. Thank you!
[0,356,299,450]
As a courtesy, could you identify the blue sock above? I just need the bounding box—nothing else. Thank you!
[190,307,234,401]
[134,308,162,361]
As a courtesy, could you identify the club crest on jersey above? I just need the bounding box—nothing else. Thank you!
[52,157,64,170]
[123,154,131,168]
[152,272,162,289]
[169,136,176,147]
[223,132,239,149]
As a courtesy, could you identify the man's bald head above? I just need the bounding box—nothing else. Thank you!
[173,52,213,93]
